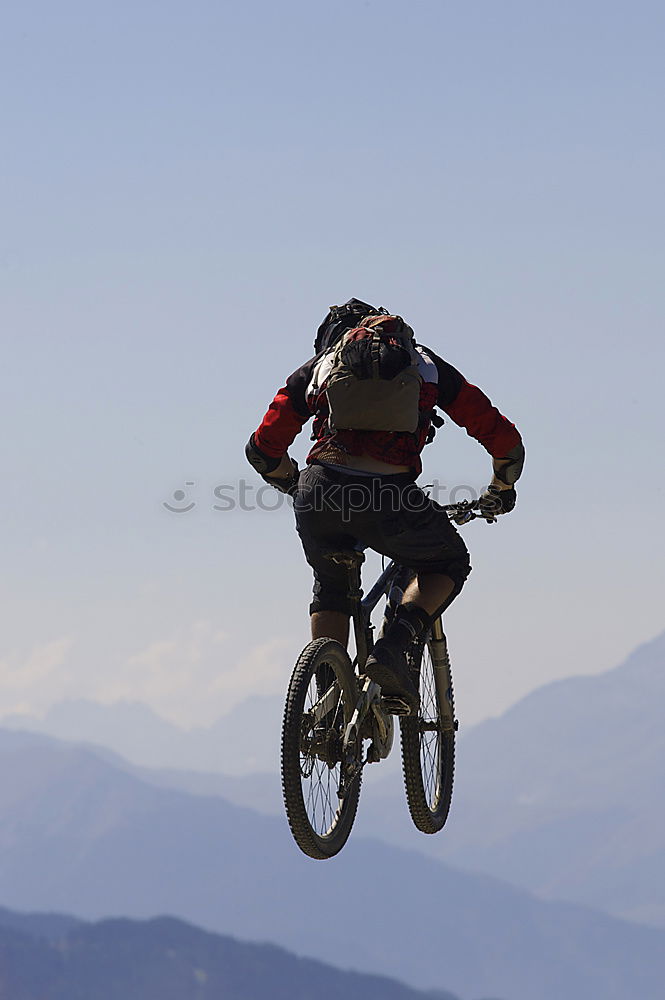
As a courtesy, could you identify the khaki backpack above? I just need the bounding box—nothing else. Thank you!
[324,314,422,433]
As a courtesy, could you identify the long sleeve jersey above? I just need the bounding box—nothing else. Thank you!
[252,345,523,479]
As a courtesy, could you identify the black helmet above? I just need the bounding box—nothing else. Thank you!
[314,298,384,354]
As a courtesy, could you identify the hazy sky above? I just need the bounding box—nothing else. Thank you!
[2,1,664,729]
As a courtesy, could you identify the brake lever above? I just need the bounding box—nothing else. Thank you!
[450,505,497,525]
[451,509,476,525]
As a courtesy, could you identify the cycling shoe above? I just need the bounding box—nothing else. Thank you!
[365,638,419,715]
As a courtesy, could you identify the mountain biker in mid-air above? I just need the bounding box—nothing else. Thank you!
[245,298,524,714]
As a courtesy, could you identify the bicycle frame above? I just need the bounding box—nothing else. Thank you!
[333,551,446,702]
[340,554,404,672]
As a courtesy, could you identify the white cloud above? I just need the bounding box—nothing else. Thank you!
[82,623,293,726]
[209,637,292,704]
[93,621,230,721]
[0,637,73,713]
[0,622,295,728]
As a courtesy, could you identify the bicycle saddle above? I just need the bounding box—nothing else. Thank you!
[322,549,366,568]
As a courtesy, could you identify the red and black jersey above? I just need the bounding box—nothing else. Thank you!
[253,345,523,478]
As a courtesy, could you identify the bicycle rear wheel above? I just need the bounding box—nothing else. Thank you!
[400,620,456,834]
[281,638,361,859]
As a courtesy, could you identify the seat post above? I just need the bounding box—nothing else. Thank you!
[325,549,368,668]
[345,553,369,671]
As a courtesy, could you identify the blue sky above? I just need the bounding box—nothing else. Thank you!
[2,1,664,727]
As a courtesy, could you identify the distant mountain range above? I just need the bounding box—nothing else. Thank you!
[6,629,661,928]
[0,694,282,774]
[0,906,461,1000]
[351,628,665,928]
[434,628,665,925]
[0,731,663,1000]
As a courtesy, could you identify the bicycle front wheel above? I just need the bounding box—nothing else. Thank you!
[400,620,456,834]
[281,638,361,859]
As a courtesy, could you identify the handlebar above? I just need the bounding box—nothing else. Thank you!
[442,499,497,525]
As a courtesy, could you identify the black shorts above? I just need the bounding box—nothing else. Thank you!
[293,463,472,615]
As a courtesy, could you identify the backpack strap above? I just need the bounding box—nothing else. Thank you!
[371,331,381,379]
[360,313,416,345]
[425,410,445,444]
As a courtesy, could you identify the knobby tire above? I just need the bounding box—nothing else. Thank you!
[400,629,456,834]
[281,638,361,859]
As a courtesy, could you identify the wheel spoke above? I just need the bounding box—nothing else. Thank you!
[417,643,441,810]
[282,638,363,858]
[299,666,344,837]
[400,634,455,834]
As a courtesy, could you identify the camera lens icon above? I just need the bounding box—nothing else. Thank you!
[163,482,196,513]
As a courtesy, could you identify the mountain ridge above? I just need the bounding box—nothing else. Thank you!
[0,907,461,1000]
[1,628,663,927]
[0,732,663,1000]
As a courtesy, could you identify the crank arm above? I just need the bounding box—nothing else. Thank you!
[310,683,340,725]
[339,677,380,794]
[342,678,373,754]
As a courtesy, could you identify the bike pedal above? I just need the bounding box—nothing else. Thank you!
[381,696,413,717]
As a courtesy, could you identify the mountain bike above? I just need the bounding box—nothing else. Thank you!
[281,499,492,859]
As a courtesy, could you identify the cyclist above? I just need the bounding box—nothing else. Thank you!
[245,298,524,713]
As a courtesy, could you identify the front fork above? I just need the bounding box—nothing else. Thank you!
[429,618,457,735]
